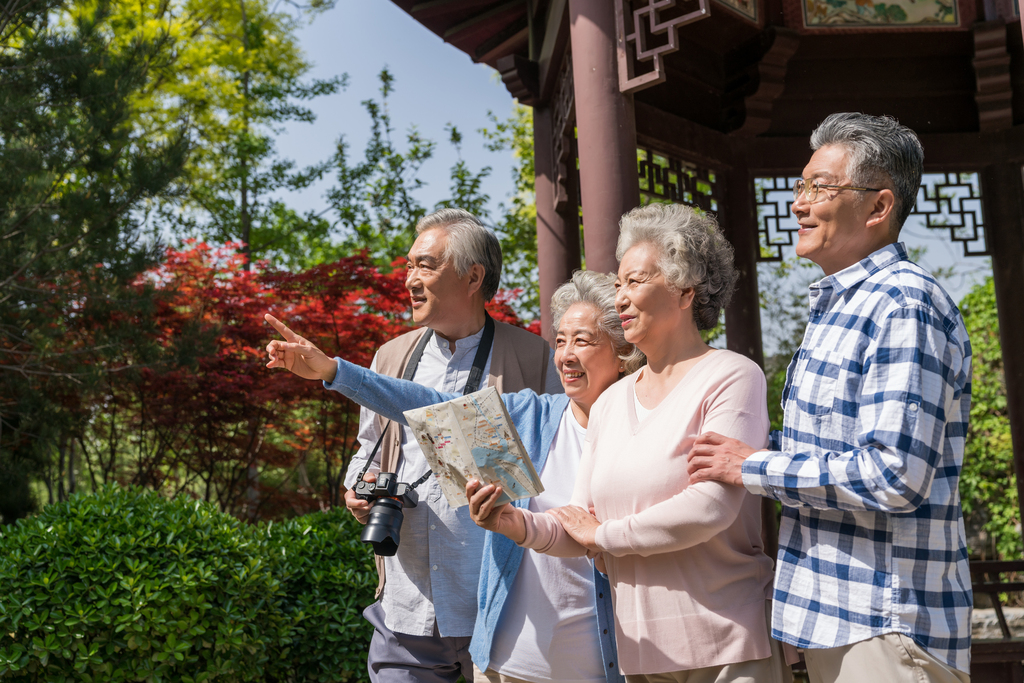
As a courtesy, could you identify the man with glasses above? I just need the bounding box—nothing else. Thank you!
[687,113,972,682]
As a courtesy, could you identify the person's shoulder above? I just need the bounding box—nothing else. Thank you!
[698,350,767,394]
[377,326,429,353]
[871,259,965,337]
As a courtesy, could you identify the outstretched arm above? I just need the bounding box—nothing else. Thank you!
[264,314,339,382]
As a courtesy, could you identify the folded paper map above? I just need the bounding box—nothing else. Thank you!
[404,386,543,508]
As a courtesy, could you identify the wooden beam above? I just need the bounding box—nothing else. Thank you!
[411,0,493,20]
[537,0,569,101]
[974,19,1014,132]
[634,101,734,170]
[745,127,1024,174]
[476,19,528,63]
[735,28,800,138]
[443,1,522,42]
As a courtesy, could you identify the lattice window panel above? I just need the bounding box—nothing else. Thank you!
[755,173,989,262]
[637,148,719,213]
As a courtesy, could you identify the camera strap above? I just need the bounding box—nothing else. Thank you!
[357,315,496,491]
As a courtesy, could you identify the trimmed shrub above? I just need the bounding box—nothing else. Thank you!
[0,487,377,682]
[263,508,377,683]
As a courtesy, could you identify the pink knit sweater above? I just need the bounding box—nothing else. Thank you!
[519,350,774,675]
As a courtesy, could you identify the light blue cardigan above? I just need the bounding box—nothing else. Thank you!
[325,358,623,683]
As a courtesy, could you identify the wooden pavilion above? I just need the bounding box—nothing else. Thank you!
[390,0,1024,675]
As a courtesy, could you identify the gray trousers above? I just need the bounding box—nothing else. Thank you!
[365,601,474,683]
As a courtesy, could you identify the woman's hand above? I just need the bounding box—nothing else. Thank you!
[264,314,338,382]
[548,505,600,553]
[466,479,526,544]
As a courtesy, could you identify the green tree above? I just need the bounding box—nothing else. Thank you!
[481,104,542,318]
[958,277,1018,559]
[0,0,189,522]
[326,67,437,266]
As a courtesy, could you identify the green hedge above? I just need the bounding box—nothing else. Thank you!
[0,487,377,682]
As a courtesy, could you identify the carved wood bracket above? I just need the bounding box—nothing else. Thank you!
[973,19,1013,132]
[615,0,711,95]
[497,54,540,105]
[734,28,800,137]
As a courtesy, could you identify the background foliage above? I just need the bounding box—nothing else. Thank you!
[0,486,377,682]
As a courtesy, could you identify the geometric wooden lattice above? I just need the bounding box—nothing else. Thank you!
[615,0,711,95]
[637,147,719,213]
[755,172,989,262]
[915,172,989,256]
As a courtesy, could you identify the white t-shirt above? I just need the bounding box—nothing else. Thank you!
[487,406,607,683]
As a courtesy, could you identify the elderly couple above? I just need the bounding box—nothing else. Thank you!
[265,112,973,683]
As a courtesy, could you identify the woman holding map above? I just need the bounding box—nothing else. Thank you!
[264,270,642,683]
[468,204,791,683]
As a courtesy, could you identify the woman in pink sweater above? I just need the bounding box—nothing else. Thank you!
[468,204,790,683]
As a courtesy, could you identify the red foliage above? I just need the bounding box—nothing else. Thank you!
[103,243,540,520]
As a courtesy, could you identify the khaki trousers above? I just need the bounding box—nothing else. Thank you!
[802,633,970,683]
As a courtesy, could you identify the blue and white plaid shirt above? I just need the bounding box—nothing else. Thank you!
[742,243,973,673]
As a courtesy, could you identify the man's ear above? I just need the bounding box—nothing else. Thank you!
[865,188,896,236]
[465,263,486,297]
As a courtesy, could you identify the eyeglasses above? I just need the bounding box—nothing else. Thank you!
[792,178,882,203]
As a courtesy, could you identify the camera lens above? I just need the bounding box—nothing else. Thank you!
[361,498,404,556]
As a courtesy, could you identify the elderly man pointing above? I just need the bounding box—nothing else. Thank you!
[688,113,972,683]
[267,208,561,683]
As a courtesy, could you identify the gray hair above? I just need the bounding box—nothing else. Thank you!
[416,208,502,301]
[549,270,645,375]
[810,112,924,233]
[615,204,736,331]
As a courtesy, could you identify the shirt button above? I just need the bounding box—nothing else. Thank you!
[430,524,436,530]
[432,565,438,571]
[909,403,919,412]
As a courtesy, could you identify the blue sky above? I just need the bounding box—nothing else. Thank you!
[275,1,518,222]
[275,1,990,315]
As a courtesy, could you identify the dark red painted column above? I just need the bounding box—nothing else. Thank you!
[534,106,581,344]
[981,162,1024,547]
[568,0,641,274]
[719,163,775,559]
[719,164,766,368]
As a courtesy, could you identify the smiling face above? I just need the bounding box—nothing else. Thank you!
[554,303,622,416]
[792,144,893,275]
[614,242,691,353]
[405,228,475,332]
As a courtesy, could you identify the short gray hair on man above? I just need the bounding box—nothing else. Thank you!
[810,112,924,233]
[615,203,737,332]
[549,270,645,375]
[416,208,503,302]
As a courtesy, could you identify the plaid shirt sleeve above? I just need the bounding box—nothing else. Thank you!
[743,304,967,513]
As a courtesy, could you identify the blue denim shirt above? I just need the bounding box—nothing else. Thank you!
[326,358,623,683]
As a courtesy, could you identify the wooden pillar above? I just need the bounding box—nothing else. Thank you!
[980,162,1024,545]
[719,163,775,560]
[568,0,641,274]
[719,165,765,368]
[534,106,582,344]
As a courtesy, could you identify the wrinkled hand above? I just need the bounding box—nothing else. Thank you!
[686,431,757,487]
[548,505,600,553]
[344,472,376,524]
[466,479,525,544]
[264,313,337,382]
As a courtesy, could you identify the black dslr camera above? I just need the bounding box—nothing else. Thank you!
[353,473,418,556]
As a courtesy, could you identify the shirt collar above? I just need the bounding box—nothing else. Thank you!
[430,322,485,358]
[814,242,908,297]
